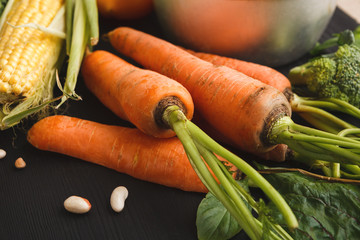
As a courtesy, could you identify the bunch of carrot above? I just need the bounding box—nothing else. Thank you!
[107,26,360,167]
[187,49,360,135]
[27,26,360,240]
[29,48,298,239]
[185,49,360,179]
[81,49,298,239]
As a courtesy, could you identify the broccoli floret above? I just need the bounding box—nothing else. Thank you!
[288,44,360,107]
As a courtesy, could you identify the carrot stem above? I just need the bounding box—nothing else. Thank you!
[185,120,299,231]
[164,105,296,239]
[343,165,360,175]
[296,113,341,134]
[279,129,360,149]
[282,117,359,145]
[338,171,360,179]
[337,129,360,177]
[322,98,360,119]
[270,116,360,165]
[330,162,341,178]
[291,94,359,133]
[166,106,260,240]
[195,142,262,239]
[214,154,258,208]
[198,144,292,240]
[294,104,356,129]
[339,128,360,137]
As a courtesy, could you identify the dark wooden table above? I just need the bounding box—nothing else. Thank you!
[0,7,358,240]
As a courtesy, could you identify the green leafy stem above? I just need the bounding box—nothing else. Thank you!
[162,105,297,240]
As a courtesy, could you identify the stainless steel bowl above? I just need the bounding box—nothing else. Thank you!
[154,0,337,67]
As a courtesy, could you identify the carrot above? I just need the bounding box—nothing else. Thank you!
[188,50,360,134]
[107,27,360,167]
[27,115,207,192]
[192,112,291,162]
[80,48,299,237]
[28,115,297,239]
[109,27,292,157]
[81,50,194,138]
[96,0,153,20]
[187,49,292,99]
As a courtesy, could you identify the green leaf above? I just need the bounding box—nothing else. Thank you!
[196,193,241,240]
[264,172,360,240]
[196,180,251,240]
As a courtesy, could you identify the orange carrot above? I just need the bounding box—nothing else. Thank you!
[27,115,208,193]
[81,50,194,138]
[107,27,360,167]
[27,115,300,236]
[96,0,153,20]
[80,44,302,235]
[184,51,293,161]
[191,112,290,162]
[188,50,360,134]
[187,50,292,100]
[108,26,292,158]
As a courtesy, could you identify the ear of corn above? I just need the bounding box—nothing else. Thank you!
[0,0,65,129]
[0,0,64,98]
[0,0,98,130]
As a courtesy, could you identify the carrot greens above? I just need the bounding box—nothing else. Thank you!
[163,105,297,240]
[81,49,296,239]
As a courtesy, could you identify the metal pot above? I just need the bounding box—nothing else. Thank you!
[154,0,337,67]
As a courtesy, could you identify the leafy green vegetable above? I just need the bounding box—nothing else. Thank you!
[196,192,242,240]
[289,44,360,108]
[264,171,360,239]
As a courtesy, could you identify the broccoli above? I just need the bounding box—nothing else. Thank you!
[288,44,360,108]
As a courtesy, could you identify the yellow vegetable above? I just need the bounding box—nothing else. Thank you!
[0,0,98,130]
[0,0,65,129]
[0,0,64,99]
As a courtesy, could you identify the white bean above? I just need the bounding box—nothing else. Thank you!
[0,149,6,159]
[64,196,91,214]
[110,186,128,213]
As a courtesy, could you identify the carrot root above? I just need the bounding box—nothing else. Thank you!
[108,26,292,157]
[27,115,207,193]
[81,50,194,138]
